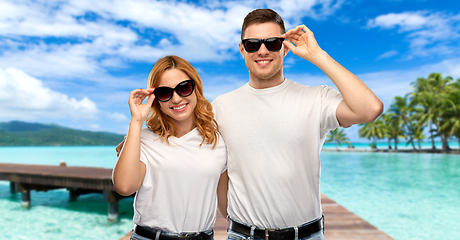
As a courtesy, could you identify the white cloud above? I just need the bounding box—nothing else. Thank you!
[368,12,428,31]
[376,50,399,60]
[0,0,343,81]
[367,11,460,57]
[107,112,128,122]
[0,67,99,120]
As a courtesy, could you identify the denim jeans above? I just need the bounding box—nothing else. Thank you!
[226,217,325,240]
[130,226,214,240]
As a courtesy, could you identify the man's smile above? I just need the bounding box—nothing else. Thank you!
[255,59,273,65]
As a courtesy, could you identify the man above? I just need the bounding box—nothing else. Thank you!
[211,9,383,240]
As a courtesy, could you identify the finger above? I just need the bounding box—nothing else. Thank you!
[130,89,145,99]
[298,24,312,34]
[131,89,152,101]
[283,29,304,43]
[282,39,296,51]
[146,89,156,106]
[285,25,306,36]
[297,25,314,41]
[286,35,303,46]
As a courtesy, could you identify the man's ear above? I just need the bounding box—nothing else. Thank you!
[283,44,290,57]
[239,42,245,58]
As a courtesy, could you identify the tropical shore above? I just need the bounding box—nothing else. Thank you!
[322,147,460,154]
[322,140,460,154]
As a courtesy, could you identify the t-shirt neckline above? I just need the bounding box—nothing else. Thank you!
[245,78,291,95]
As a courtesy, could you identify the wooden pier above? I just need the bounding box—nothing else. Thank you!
[120,194,393,240]
[0,163,128,221]
[0,163,393,239]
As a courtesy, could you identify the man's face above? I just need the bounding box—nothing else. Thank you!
[239,22,288,83]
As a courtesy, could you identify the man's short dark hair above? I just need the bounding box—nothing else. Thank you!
[241,9,286,40]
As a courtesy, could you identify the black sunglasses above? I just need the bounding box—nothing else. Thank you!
[153,80,195,102]
[241,37,285,53]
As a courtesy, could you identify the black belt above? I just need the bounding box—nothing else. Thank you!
[133,226,213,240]
[228,216,324,240]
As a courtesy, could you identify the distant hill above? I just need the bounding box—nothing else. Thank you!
[0,121,124,146]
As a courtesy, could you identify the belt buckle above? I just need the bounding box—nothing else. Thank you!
[182,233,192,239]
[265,229,269,240]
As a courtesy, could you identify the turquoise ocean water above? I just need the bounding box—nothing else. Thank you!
[1,144,459,239]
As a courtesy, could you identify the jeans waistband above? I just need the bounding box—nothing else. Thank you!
[227,216,324,240]
[133,225,213,240]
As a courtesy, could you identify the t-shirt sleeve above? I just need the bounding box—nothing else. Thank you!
[320,85,343,133]
[139,129,149,165]
[211,97,220,122]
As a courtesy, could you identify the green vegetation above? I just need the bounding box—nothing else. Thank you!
[358,118,385,149]
[0,121,124,146]
[358,72,460,150]
[326,128,350,149]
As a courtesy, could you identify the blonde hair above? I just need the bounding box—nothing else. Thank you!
[145,55,219,148]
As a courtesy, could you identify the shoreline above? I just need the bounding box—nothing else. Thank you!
[322,148,460,154]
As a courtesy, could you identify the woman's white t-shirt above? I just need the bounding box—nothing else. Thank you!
[133,128,227,233]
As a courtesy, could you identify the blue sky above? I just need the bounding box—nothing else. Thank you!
[1,0,459,142]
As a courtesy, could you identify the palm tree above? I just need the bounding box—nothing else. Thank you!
[425,73,452,150]
[358,117,385,149]
[410,73,452,150]
[406,123,426,150]
[410,91,438,149]
[439,89,460,149]
[388,95,415,149]
[380,113,393,149]
[385,112,406,150]
[326,128,350,149]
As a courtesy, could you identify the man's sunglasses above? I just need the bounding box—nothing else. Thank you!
[153,80,195,102]
[241,37,285,53]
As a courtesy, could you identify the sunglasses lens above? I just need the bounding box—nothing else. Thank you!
[243,38,284,52]
[176,80,194,97]
[154,80,194,102]
[154,88,173,102]
[265,38,283,51]
[244,39,261,52]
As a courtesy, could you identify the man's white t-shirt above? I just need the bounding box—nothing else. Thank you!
[212,79,342,229]
[133,128,227,233]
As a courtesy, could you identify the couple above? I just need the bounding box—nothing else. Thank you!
[112,8,383,240]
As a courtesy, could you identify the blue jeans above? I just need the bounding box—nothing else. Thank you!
[130,226,214,240]
[226,218,325,240]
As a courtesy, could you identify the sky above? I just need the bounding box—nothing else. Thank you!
[1,0,460,142]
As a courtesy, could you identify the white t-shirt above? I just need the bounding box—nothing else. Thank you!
[212,79,342,229]
[133,128,227,233]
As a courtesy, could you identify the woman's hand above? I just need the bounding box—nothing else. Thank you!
[128,88,155,123]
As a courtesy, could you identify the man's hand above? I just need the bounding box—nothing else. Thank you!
[281,25,324,63]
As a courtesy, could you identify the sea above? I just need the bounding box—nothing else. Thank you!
[0,142,459,240]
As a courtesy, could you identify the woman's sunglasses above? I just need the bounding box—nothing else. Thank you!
[153,80,195,102]
[241,37,285,53]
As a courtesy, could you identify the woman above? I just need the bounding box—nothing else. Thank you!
[113,55,227,240]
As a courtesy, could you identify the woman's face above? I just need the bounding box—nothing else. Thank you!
[157,68,197,128]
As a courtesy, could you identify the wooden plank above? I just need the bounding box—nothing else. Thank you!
[120,194,393,240]
[0,163,114,190]
[0,163,112,179]
[321,194,393,239]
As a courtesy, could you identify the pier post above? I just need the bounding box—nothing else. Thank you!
[21,190,31,208]
[69,188,78,201]
[104,190,119,221]
[108,201,119,222]
[10,182,18,194]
